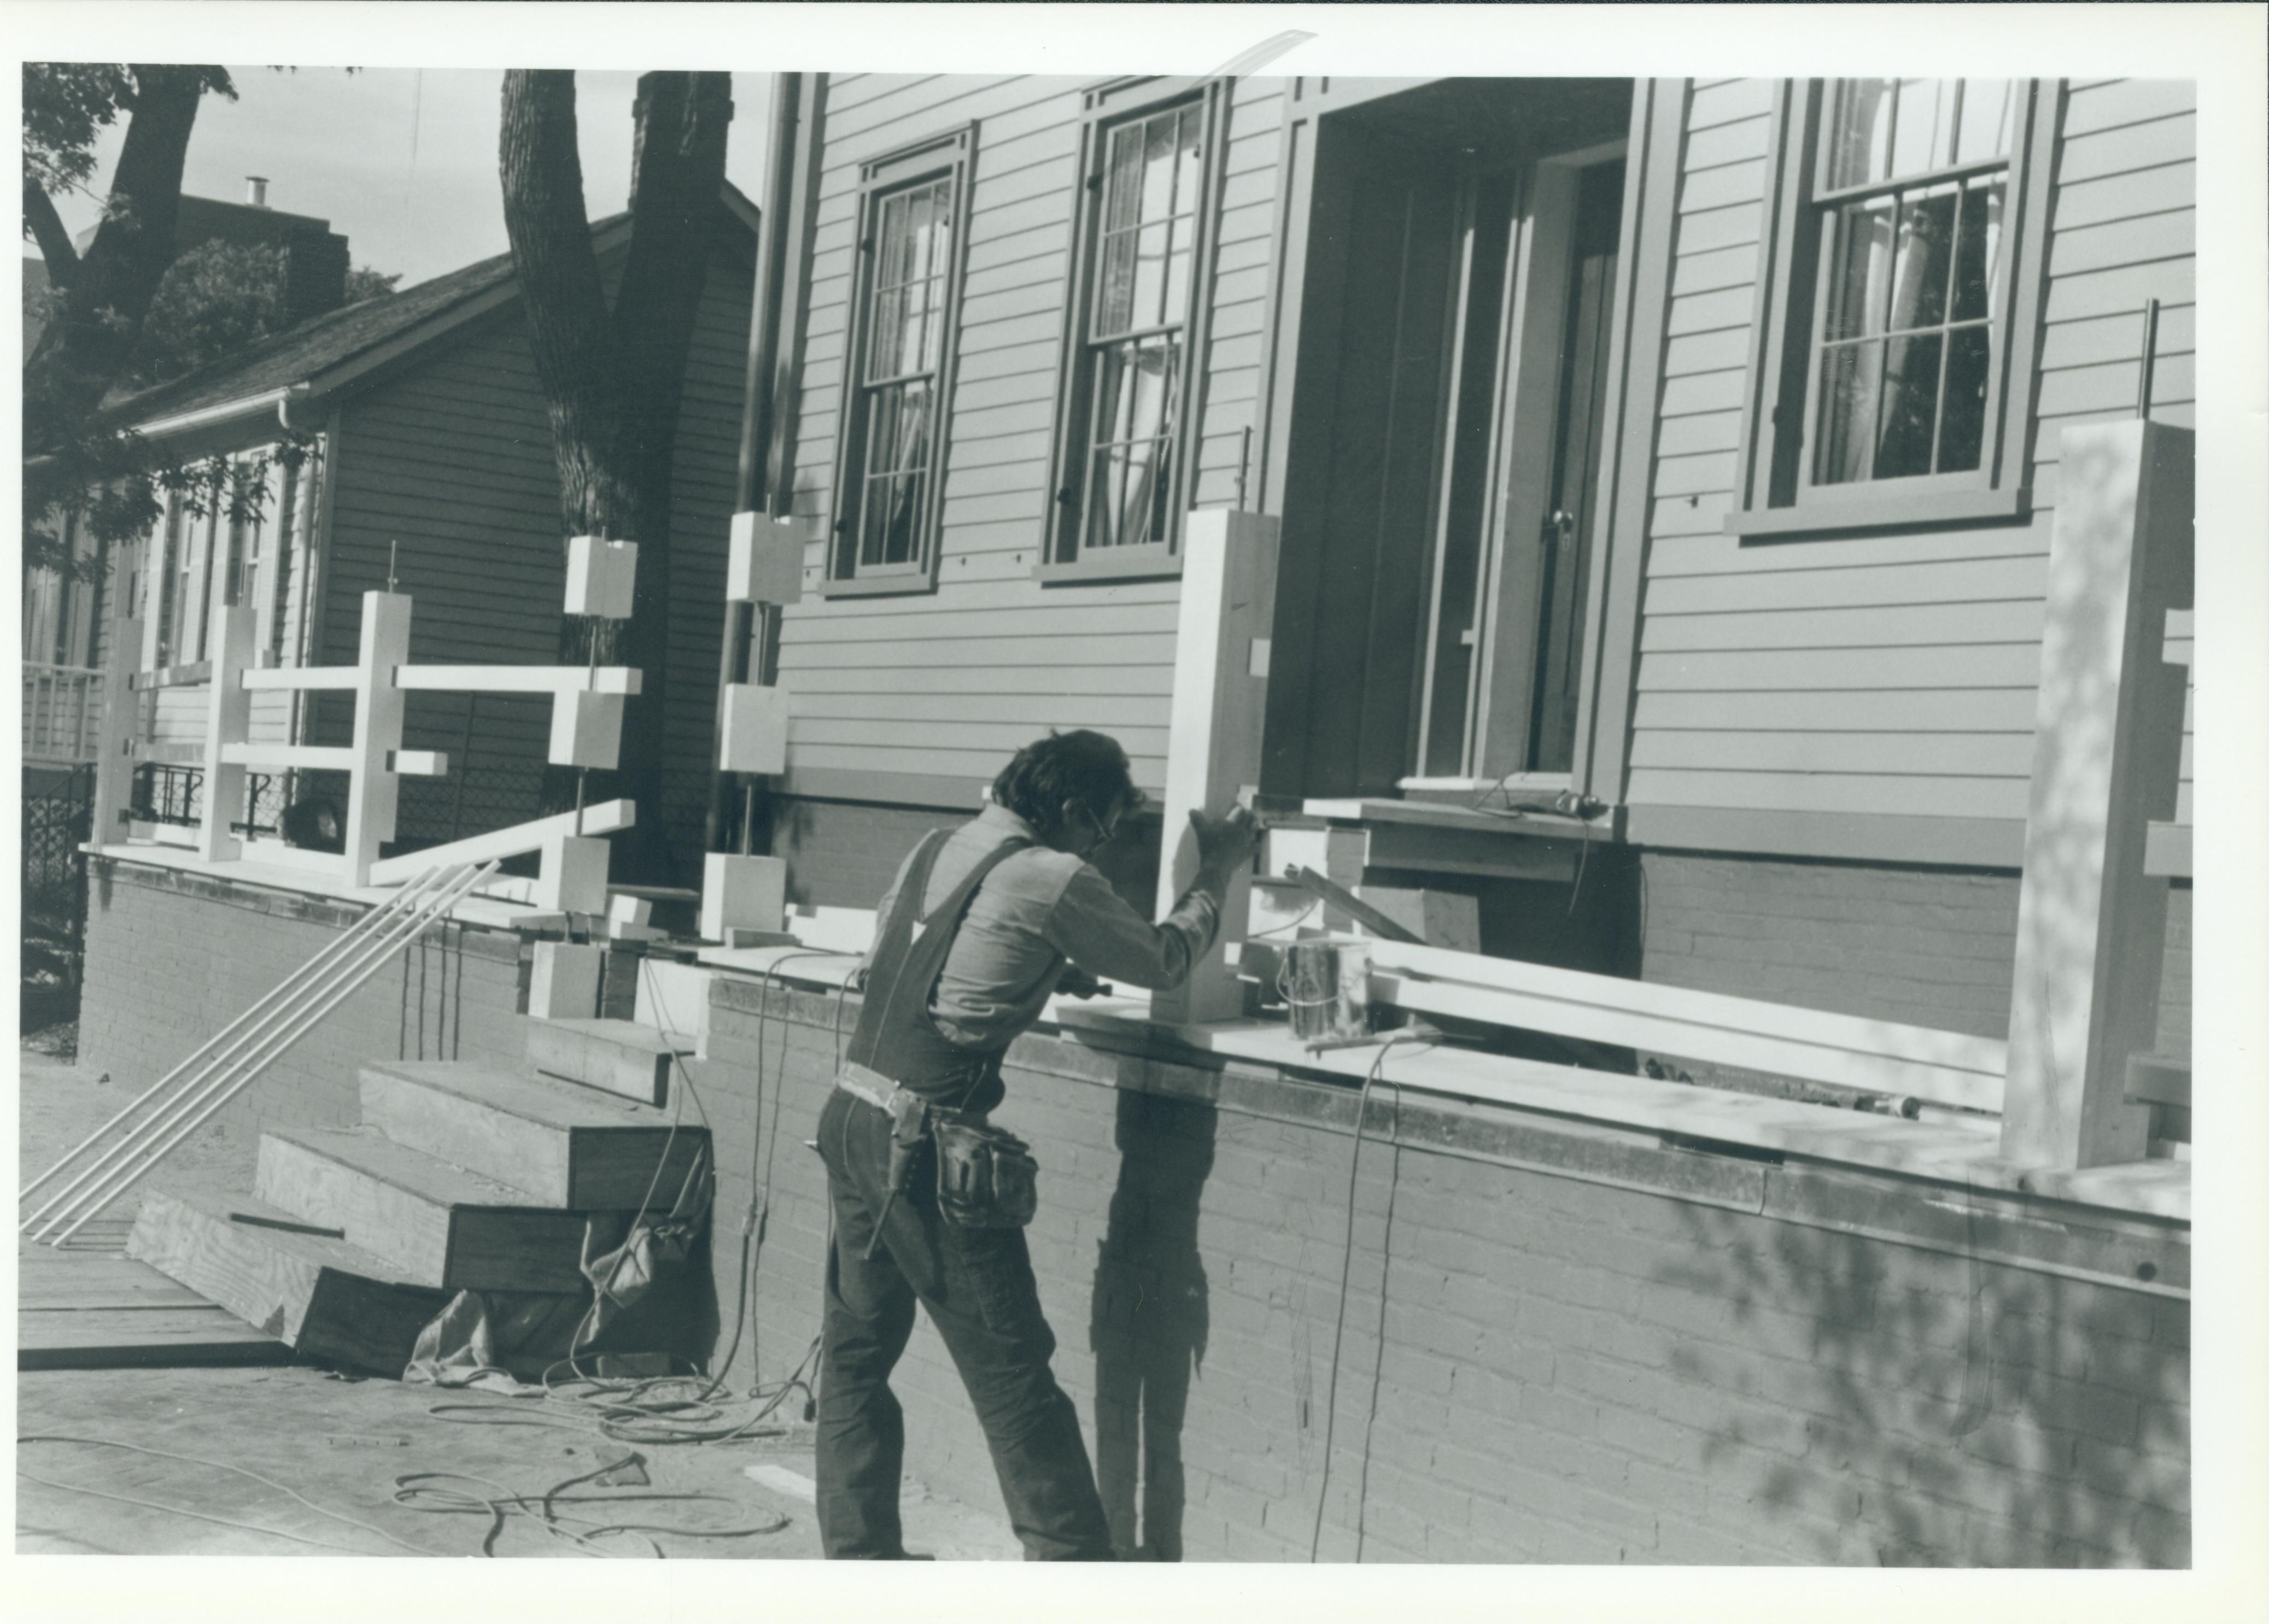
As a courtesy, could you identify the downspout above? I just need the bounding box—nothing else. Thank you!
[705,71,806,857]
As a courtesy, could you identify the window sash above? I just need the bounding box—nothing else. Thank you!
[834,142,969,586]
[1727,78,2049,534]
[1050,86,1215,569]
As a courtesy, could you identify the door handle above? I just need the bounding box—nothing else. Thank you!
[1543,510,1576,545]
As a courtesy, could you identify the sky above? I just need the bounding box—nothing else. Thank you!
[45,68,775,288]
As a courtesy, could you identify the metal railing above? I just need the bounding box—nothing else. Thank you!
[22,663,105,764]
[19,859,500,1245]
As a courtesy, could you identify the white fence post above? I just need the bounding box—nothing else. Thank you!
[197,607,255,863]
[346,591,413,887]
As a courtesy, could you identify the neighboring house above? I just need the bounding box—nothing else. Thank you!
[60,185,759,861]
[24,183,356,774]
[747,73,2193,1058]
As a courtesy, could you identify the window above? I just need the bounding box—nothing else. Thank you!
[826,125,974,595]
[1727,79,2059,537]
[1042,79,1224,580]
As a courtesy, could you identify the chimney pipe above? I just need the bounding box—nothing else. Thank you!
[245,176,270,208]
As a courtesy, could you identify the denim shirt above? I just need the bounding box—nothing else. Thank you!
[864,802,1223,1050]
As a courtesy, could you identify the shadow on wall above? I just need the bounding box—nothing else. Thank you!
[1089,1083,1218,1561]
[1657,1198,2188,1567]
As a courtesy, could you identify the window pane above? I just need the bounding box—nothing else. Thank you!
[1873,332,1944,479]
[1817,340,1884,484]
[1890,79,1955,179]
[1937,326,1993,473]
[1084,335,1181,549]
[1130,219,1173,330]
[1950,176,2005,322]
[1095,227,1137,338]
[1955,80,2016,165]
[1104,121,1146,233]
[1887,184,1958,333]
[1826,79,1894,189]
[1139,110,1181,221]
[1823,198,1896,341]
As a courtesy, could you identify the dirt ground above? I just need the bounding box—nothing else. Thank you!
[14,1041,1021,1561]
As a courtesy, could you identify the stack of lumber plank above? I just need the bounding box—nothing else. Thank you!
[125,1016,709,1376]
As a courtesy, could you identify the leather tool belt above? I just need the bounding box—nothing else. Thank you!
[835,1063,1038,1234]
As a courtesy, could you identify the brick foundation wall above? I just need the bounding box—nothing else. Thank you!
[703,976,2189,1567]
[78,857,534,1152]
[1638,852,2191,1060]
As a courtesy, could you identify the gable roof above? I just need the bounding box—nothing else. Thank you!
[109,182,759,437]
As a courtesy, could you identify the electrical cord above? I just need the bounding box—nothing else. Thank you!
[391,1453,791,1558]
[1307,1032,1436,1563]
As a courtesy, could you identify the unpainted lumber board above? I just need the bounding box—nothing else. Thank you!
[17,1308,301,1370]
[526,1018,689,1106]
[361,1060,707,1209]
[254,1126,588,1292]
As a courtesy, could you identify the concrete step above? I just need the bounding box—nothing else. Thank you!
[527,1017,694,1107]
[360,1058,710,1210]
[125,1187,453,1376]
[252,1125,590,1293]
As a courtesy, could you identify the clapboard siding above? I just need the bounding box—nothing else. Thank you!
[323,232,751,859]
[775,73,1279,800]
[1625,79,2194,857]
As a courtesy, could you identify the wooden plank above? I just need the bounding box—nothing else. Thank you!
[1153,512,1278,1024]
[1641,599,2044,654]
[1642,553,2046,617]
[253,1127,588,1293]
[238,664,362,691]
[1623,803,2027,870]
[526,1018,689,1107]
[1369,939,2007,1084]
[2125,1054,2190,1110]
[393,665,643,695]
[197,606,254,862]
[1636,642,2046,692]
[2051,163,2195,233]
[1635,687,2042,734]
[365,799,634,883]
[360,1059,707,1210]
[18,1308,301,1370]
[2002,421,2193,1170]
[2143,819,2191,878]
[128,659,212,692]
[125,1188,451,1375]
[1623,766,2028,822]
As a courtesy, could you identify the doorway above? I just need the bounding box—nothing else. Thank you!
[1264,79,1631,801]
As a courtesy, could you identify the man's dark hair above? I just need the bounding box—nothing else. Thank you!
[991,730,1136,831]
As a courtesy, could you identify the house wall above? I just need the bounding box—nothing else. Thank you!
[1622,78,2196,864]
[773,74,1284,810]
[310,238,753,859]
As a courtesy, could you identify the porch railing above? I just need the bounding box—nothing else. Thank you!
[22,663,105,765]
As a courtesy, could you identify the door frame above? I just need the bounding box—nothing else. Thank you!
[1253,77,1677,812]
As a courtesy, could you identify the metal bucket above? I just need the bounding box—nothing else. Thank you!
[1280,936,1371,1044]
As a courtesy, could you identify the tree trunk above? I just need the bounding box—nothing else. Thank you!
[499,69,732,884]
[23,66,210,449]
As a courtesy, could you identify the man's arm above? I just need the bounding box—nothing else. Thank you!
[1042,807,1259,992]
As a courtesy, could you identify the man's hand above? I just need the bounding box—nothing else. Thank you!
[1190,805,1261,882]
[1057,965,1108,999]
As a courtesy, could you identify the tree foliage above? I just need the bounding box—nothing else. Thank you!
[23,63,238,574]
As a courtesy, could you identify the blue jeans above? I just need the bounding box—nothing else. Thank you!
[813,1087,1115,1560]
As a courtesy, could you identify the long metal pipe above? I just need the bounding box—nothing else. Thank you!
[19,865,445,1220]
[46,861,498,1245]
[26,867,463,1239]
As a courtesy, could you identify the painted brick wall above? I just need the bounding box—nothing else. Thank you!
[78,859,534,1155]
[702,976,2189,1567]
[1638,851,2191,1061]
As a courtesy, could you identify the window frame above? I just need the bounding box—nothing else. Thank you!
[1724,78,2062,540]
[821,121,977,599]
[1037,75,1229,585]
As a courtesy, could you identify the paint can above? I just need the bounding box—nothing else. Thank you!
[1280,936,1371,1044]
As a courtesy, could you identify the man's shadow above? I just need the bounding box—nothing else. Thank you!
[1088,1083,1216,1561]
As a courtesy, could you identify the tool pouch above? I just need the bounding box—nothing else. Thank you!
[932,1115,1039,1229]
[881,1088,932,1203]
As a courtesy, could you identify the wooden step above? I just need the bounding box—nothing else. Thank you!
[253,1125,590,1293]
[527,1017,693,1106]
[125,1188,452,1376]
[361,1059,710,1210]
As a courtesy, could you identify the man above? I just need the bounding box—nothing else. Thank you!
[812,729,1258,1561]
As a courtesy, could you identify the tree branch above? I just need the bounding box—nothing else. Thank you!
[23,180,79,288]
